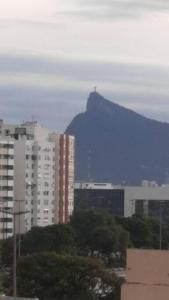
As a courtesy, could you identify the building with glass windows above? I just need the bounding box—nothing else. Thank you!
[0,120,75,237]
[75,181,169,219]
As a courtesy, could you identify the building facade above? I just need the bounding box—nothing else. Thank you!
[75,182,169,219]
[0,121,75,236]
[121,249,169,300]
[74,182,124,216]
[0,140,14,238]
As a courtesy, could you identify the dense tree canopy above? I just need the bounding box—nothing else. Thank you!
[1,209,168,299]
[5,253,120,300]
[70,210,129,257]
[1,224,76,267]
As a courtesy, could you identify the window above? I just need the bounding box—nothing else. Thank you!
[44,182,49,187]
[0,186,13,191]
[1,196,13,201]
[44,164,50,169]
[0,165,13,170]
[0,218,13,222]
[1,228,13,233]
[44,199,49,205]
[0,176,13,180]
[0,143,14,149]
[5,129,10,136]
[0,154,14,159]
[44,191,49,196]
[45,155,50,160]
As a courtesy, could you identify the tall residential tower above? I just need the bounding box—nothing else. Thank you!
[0,120,75,237]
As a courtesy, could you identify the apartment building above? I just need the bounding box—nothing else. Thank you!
[0,120,75,236]
[0,139,14,239]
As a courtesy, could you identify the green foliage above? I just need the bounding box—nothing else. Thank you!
[116,214,169,250]
[1,224,76,267]
[6,253,119,300]
[6,210,169,299]
[21,224,76,255]
[70,209,129,258]
[90,226,118,255]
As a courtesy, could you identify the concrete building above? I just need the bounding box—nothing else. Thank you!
[0,120,75,236]
[0,139,14,238]
[74,182,124,216]
[75,182,169,218]
[121,249,169,300]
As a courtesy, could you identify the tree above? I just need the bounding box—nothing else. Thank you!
[116,215,152,248]
[70,209,110,254]
[70,210,129,261]
[90,226,118,256]
[1,224,76,268]
[5,253,120,300]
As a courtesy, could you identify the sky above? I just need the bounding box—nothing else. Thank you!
[1,0,169,131]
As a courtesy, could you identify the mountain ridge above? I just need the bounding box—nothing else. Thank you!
[65,92,169,184]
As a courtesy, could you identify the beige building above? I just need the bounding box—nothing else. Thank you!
[0,120,75,236]
[121,249,169,300]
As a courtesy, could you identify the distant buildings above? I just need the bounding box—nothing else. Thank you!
[121,249,169,300]
[74,182,124,216]
[0,120,75,238]
[75,181,169,218]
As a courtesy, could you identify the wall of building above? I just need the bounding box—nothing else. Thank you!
[121,249,169,300]
[0,140,14,239]
[124,186,169,217]
[74,188,124,216]
[121,284,169,300]
[75,182,169,219]
[53,134,74,224]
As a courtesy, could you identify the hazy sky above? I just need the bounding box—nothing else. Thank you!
[1,0,169,131]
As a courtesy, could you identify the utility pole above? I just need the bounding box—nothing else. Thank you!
[0,208,29,297]
[14,199,25,257]
[159,201,163,250]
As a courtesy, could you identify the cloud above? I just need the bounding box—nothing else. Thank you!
[0,54,169,131]
[68,0,169,20]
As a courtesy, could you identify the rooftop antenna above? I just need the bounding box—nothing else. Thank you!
[94,86,97,92]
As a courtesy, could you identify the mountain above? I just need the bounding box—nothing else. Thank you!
[65,91,169,185]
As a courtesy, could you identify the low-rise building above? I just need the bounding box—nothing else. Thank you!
[121,249,169,300]
[75,181,169,218]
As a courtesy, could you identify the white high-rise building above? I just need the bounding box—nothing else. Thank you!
[0,139,14,239]
[0,120,75,236]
